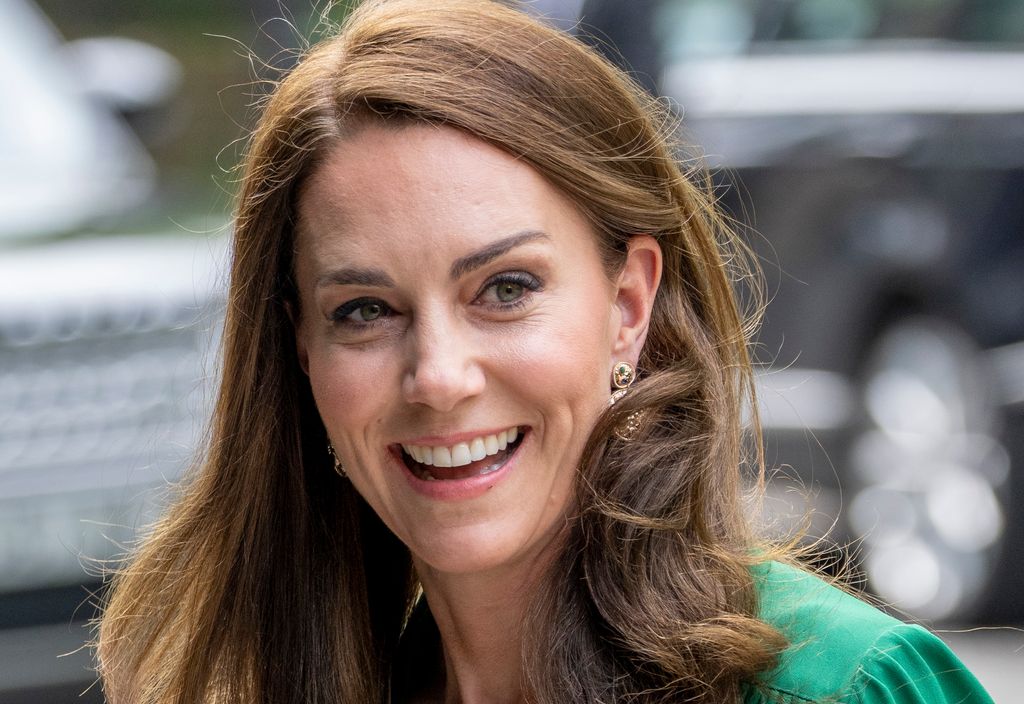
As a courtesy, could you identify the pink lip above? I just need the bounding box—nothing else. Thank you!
[391,429,527,501]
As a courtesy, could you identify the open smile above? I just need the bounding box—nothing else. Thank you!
[397,426,526,481]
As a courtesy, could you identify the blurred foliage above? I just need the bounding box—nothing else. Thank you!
[34,1,354,229]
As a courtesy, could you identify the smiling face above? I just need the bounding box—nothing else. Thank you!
[293,122,646,577]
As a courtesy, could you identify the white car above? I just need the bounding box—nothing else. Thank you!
[0,2,223,701]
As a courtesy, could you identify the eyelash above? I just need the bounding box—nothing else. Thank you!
[331,297,394,326]
[476,271,543,310]
[329,271,543,328]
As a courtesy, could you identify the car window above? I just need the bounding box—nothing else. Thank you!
[657,0,1024,59]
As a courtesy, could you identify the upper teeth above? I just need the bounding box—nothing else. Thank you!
[402,427,519,468]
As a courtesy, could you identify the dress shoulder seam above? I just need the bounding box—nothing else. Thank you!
[750,682,820,703]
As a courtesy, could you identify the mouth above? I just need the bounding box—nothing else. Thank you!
[398,426,526,481]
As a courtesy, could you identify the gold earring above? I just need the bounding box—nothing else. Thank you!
[608,361,643,439]
[327,442,346,478]
[609,361,635,406]
[612,361,636,389]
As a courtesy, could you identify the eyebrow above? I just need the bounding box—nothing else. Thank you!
[449,230,550,280]
[316,267,395,289]
[314,230,550,289]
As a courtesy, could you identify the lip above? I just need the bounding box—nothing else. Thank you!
[392,427,528,501]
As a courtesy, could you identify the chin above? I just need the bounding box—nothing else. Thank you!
[407,516,566,578]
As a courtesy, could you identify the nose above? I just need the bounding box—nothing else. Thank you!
[401,313,486,411]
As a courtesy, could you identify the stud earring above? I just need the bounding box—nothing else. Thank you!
[327,442,346,478]
[612,361,636,389]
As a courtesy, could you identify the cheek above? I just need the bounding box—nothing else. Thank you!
[502,299,613,415]
[306,341,396,441]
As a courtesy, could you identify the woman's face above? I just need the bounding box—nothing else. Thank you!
[293,123,656,577]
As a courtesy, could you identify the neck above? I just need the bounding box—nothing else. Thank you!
[413,540,559,704]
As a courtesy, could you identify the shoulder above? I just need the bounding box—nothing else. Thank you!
[743,561,994,704]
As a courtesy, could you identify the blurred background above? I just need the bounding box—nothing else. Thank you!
[0,0,1021,701]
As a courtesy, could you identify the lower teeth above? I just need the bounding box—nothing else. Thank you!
[421,460,501,481]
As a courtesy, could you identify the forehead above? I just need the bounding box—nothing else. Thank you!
[294,122,595,261]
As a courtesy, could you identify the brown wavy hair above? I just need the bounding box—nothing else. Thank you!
[97,1,787,701]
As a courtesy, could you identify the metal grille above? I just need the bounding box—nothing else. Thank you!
[0,303,221,591]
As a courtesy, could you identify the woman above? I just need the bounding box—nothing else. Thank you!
[97,1,993,702]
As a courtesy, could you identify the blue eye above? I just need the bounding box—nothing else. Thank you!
[332,297,392,324]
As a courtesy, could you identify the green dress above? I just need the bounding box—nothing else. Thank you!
[744,561,994,703]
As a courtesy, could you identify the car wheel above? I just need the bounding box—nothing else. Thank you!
[846,316,1011,622]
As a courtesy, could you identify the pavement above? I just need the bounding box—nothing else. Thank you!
[941,628,1024,702]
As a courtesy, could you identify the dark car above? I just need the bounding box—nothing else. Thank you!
[530,0,1024,623]
[634,0,1024,622]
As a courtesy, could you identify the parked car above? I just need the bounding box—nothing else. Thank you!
[0,2,221,701]
[537,0,1024,624]
[642,0,1024,622]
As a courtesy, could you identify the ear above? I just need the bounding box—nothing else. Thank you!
[285,300,311,376]
[610,235,662,363]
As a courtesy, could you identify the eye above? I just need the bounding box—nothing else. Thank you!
[332,297,393,325]
[494,280,525,303]
[477,271,542,308]
[355,301,384,321]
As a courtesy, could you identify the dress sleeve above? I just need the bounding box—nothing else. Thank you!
[844,624,994,704]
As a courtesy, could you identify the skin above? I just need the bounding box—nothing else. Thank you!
[293,123,661,703]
